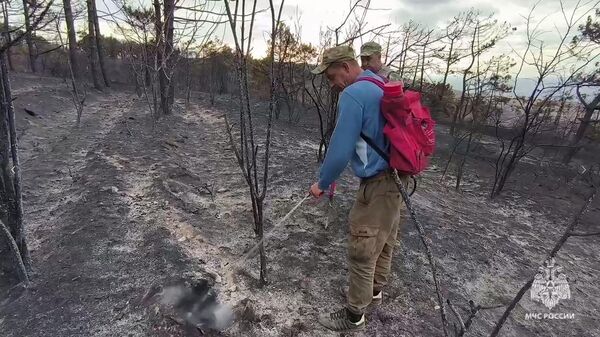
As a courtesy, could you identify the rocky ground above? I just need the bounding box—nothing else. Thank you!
[0,73,598,337]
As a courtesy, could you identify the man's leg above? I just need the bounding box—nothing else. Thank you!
[373,218,399,296]
[374,177,406,296]
[318,176,401,332]
[346,178,402,314]
[317,194,373,332]
[346,228,379,316]
[395,208,407,247]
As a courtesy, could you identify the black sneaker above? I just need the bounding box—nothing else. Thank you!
[318,308,365,332]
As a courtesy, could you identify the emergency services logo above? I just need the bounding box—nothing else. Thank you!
[531,258,570,309]
[525,258,574,320]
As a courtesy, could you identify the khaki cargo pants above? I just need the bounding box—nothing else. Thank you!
[347,171,407,315]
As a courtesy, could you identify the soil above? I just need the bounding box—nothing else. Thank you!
[0,73,598,337]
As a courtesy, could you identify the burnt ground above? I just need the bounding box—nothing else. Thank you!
[0,73,599,337]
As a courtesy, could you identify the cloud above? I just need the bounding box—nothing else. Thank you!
[391,0,499,28]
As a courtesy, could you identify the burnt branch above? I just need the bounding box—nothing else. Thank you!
[392,170,449,336]
[0,219,29,283]
[447,299,465,335]
[0,0,54,52]
[569,231,600,237]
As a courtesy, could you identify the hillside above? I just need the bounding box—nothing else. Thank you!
[0,73,598,337]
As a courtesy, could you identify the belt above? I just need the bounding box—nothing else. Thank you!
[360,169,417,196]
[360,169,393,184]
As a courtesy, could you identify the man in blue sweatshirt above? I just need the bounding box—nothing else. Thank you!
[309,45,406,332]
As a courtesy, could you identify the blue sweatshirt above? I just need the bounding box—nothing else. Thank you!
[318,70,389,190]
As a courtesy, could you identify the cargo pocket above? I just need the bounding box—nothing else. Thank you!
[348,226,379,263]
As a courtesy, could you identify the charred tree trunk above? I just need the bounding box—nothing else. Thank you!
[491,136,524,198]
[153,0,167,116]
[209,61,216,106]
[563,91,600,164]
[21,0,36,72]
[256,200,266,285]
[0,74,16,233]
[91,0,109,87]
[0,52,31,270]
[455,131,473,190]
[143,34,151,87]
[450,24,478,136]
[412,55,420,88]
[164,0,175,111]
[554,97,567,127]
[440,39,454,100]
[399,35,409,80]
[185,59,192,104]
[63,0,79,78]
[2,3,13,71]
[419,42,426,91]
[0,219,28,283]
[56,19,85,126]
[86,0,101,89]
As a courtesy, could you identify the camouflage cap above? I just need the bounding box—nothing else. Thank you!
[311,45,356,75]
[359,41,382,57]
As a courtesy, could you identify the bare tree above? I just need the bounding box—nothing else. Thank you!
[443,16,512,190]
[223,0,284,285]
[436,11,475,101]
[385,21,431,82]
[86,0,101,89]
[271,22,316,122]
[62,0,78,77]
[55,14,85,125]
[1,0,13,70]
[118,4,161,121]
[162,0,174,113]
[563,9,600,163]
[490,1,600,197]
[562,82,600,162]
[450,13,510,135]
[151,0,175,115]
[0,0,52,285]
[90,0,109,86]
[21,0,36,72]
[199,40,233,106]
[417,30,440,91]
[105,0,220,120]
[452,56,513,190]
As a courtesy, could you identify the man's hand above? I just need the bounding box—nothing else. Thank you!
[309,182,324,198]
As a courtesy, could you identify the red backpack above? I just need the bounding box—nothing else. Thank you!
[358,77,436,176]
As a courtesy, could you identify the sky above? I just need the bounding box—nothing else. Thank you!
[30,0,600,96]
[181,0,597,95]
[206,0,590,55]
[93,0,595,55]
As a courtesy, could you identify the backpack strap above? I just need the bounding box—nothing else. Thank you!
[356,76,388,161]
[360,134,418,196]
[360,132,389,162]
[356,76,385,90]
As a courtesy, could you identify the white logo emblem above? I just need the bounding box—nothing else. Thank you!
[531,258,570,310]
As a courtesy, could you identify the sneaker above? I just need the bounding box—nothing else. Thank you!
[318,308,365,332]
[340,287,383,306]
[371,290,383,306]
